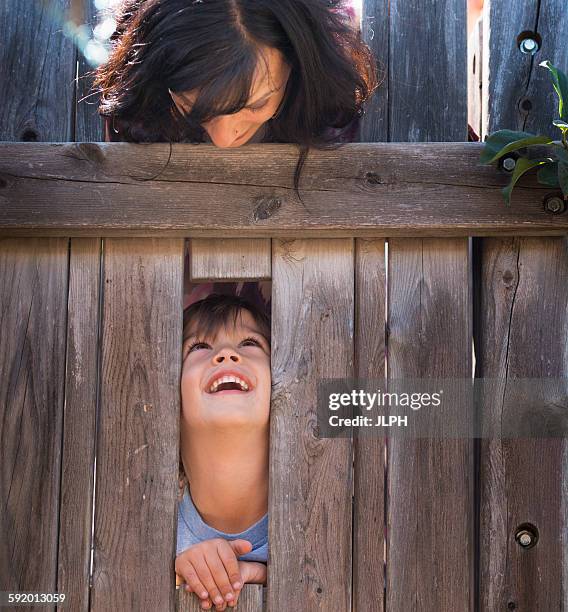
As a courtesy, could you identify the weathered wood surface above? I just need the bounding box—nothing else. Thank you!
[476,2,568,609]
[0,238,69,608]
[389,0,467,143]
[90,239,184,611]
[353,238,386,612]
[189,239,271,281]
[0,0,76,141]
[384,2,474,610]
[481,0,568,141]
[268,239,354,610]
[57,238,102,612]
[177,584,264,611]
[475,238,568,611]
[1,143,567,237]
[386,238,474,611]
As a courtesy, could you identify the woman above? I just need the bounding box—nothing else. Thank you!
[93,0,378,316]
[93,0,380,192]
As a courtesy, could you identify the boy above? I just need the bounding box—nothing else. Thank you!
[175,293,271,611]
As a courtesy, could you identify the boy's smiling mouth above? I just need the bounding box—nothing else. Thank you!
[205,371,253,394]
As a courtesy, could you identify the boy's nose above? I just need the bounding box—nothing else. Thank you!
[213,348,241,364]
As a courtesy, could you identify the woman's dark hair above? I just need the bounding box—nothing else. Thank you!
[92,0,380,200]
[182,292,271,347]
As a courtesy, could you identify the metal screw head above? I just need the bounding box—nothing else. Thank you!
[519,38,539,55]
[502,157,517,171]
[544,195,566,214]
[514,523,539,549]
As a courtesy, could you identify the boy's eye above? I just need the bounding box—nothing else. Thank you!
[187,341,211,353]
[240,337,262,347]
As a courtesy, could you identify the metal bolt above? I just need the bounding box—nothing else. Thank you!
[544,195,566,214]
[502,157,516,171]
[514,524,538,549]
[519,37,539,55]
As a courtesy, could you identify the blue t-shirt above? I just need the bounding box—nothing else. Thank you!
[177,486,268,563]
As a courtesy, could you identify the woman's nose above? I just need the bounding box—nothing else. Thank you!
[212,347,241,364]
[203,115,245,148]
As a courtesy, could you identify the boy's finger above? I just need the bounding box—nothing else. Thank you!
[227,539,252,557]
[217,542,243,590]
[179,558,213,601]
[193,555,226,608]
[205,547,236,606]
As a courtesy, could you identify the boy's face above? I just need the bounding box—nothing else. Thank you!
[181,309,271,430]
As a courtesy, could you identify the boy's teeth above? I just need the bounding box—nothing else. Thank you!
[209,375,249,392]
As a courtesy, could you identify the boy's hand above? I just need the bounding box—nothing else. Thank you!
[175,538,252,610]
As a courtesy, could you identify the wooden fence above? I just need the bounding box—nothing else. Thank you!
[1,1,567,610]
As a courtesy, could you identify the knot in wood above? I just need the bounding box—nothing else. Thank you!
[252,196,282,221]
[365,171,382,185]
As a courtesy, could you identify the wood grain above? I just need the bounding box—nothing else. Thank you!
[1,143,567,236]
[476,2,568,609]
[189,239,271,281]
[475,237,568,611]
[0,238,69,608]
[383,2,474,610]
[353,238,386,612]
[90,239,184,611]
[268,239,354,611]
[0,0,75,141]
[56,238,102,612]
[386,238,474,611]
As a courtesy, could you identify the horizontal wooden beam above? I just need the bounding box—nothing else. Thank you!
[0,142,566,237]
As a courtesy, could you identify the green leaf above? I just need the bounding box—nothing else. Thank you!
[479,129,554,164]
[540,61,568,122]
[501,157,549,206]
[537,161,560,187]
[558,162,568,197]
[554,146,568,164]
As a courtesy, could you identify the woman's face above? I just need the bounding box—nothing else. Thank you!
[181,309,271,430]
[170,45,291,148]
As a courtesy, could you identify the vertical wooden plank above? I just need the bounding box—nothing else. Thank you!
[387,238,473,611]
[90,239,184,611]
[57,238,102,611]
[0,238,69,606]
[356,3,389,606]
[359,0,389,143]
[0,0,76,141]
[189,239,271,281]
[481,0,568,141]
[389,0,467,143]
[76,0,105,142]
[475,237,568,610]
[268,239,354,611]
[353,239,386,612]
[384,1,473,610]
[477,2,568,609]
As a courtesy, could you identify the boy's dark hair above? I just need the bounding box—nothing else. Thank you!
[183,292,270,345]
